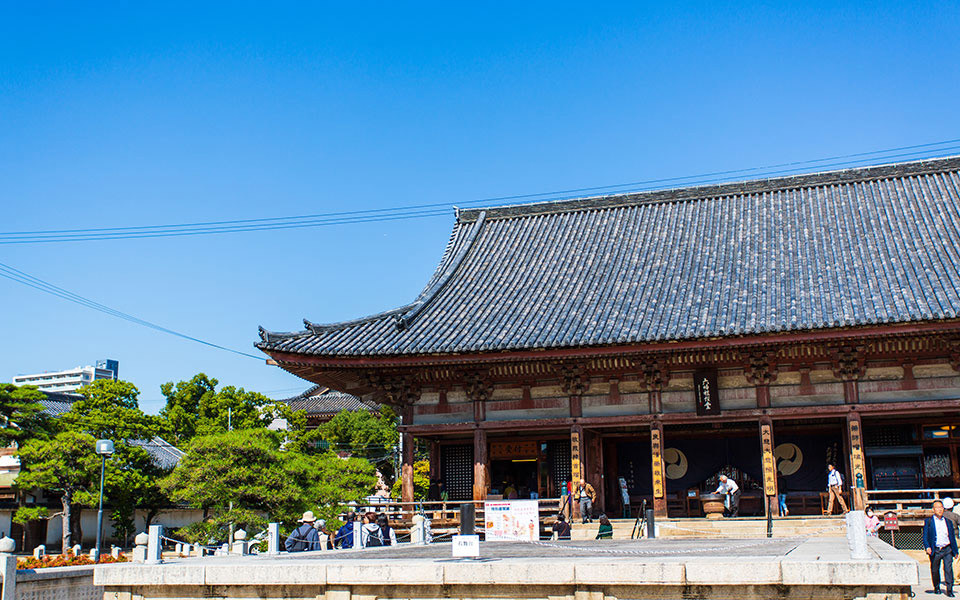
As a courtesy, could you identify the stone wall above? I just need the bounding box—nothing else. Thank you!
[12,566,100,600]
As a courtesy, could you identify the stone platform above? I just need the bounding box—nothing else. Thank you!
[570,516,847,539]
[95,537,919,600]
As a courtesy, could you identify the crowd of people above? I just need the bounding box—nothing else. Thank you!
[284,510,397,552]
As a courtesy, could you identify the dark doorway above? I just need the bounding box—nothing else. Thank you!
[489,459,539,499]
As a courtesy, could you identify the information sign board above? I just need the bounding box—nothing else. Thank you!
[452,535,480,557]
[484,500,539,541]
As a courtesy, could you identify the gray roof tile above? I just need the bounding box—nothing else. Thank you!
[258,156,960,357]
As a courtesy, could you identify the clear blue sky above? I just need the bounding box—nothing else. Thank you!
[3,2,959,414]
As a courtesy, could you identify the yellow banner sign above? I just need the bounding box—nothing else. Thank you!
[760,423,776,497]
[651,428,665,499]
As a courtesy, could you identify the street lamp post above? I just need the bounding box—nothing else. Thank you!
[94,439,114,563]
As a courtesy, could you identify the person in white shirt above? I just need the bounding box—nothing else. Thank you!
[714,475,741,518]
[825,464,848,515]
[924,500,958,597]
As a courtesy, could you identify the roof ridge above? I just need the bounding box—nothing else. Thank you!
[457,154,960,223]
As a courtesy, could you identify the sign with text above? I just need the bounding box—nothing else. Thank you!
[484,500,539,541]
[760,423,777,496]
[848,418,867,489]
[883,512,899,531]
[694,369,721,416]
[571,430,582,483]
[452,534,480,557]
[651,427,665,499]
[490,440,538,460]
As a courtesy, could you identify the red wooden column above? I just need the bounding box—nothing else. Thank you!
[745,350,778,408]
[429,439,440,481]
[473,427,488,502]
[651,421,667,518]
[401,404,415,504]
[465,373,492,502]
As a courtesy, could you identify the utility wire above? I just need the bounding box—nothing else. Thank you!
[2,139,959,245]
[0,261,263,360]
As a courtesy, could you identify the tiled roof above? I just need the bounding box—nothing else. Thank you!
[280,386,376,415]
[128,437,185,471]
[258,156,960,357]
[39,391,81,416]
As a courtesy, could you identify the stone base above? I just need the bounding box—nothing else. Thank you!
[95,537,918,600]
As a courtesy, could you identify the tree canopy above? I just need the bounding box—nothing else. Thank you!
[0,383,49,446]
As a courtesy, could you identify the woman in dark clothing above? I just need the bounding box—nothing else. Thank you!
[596,514,613,539]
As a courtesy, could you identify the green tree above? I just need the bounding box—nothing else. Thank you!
[16,430,100,551]
[0,384,49,446]
[61,379,160,440]
[159,374,304,445]
[314,406,399,483]
[162,429,376,536]
[390,459,430,500]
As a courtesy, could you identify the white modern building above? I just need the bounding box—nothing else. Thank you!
[12,359,118,393]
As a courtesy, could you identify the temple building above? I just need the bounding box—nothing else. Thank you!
[258,156,960,518]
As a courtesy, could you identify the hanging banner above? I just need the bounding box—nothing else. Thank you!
[848,417,867,487]
[760,423,777,496]
[484,500,539,541]
[571,430,582,483]
[694,369,721,416]
[651,427,665,499]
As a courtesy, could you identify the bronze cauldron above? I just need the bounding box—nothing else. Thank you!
[700,493,725,519]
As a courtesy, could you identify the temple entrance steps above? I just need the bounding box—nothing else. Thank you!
[568,516,847,540]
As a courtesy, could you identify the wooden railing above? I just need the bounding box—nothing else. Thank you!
[864,488,960,517]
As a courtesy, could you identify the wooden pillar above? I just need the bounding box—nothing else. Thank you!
[473,428,488,501]
[745,350,778,408]
[759,417,778,516]
[571,423,584,519]
[847,411,867,510]
[651,421,667,518]
[401,431,415,504]
[429,439,440,481]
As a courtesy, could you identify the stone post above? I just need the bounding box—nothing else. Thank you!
[146,524,163,564]
[232,529,249,555]
[132,532,148,562]
[267,522,280,555]
[0,536,16,600]
[111,545,121,559]
[845,510,870,559]
[32,545,44,559]
[71,543,81,556]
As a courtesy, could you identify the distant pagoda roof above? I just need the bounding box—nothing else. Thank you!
[258,155,960,358]
[280,386,377,416]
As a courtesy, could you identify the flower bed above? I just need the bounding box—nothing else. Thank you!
[17,551,128,569]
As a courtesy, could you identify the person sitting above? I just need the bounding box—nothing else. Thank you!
[596,514,613,539]
[552,513,571,540]
[864,508,881,536]
[285,511,322,552]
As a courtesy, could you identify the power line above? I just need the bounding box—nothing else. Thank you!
[2,139,959,245]
[0,261,264,360]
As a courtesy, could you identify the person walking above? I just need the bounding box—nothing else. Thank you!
[334,511,357,549]
[714,475,741,518]
[777,470,789,517]
[944,498,960,528]
[376,514,398,546]
[575,479,597,523]
[596,514,613,539]
[924,500,958,597]
[360,512,384,548]
[825,464,848,515]
[552,513,571,540]
[284,511,322,552]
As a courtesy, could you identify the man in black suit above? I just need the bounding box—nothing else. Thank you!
[924,500,959,596]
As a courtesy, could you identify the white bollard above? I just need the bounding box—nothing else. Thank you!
[32,545,45,559]
[111,546,120,559]
[231,529,249,555]
[267,523,280,555]
[146,525,163,564]
[0,536,17,600]
[71,544,82,556]
[845,510,870,560]
[192,544,203,558]
[132,532,148,562]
